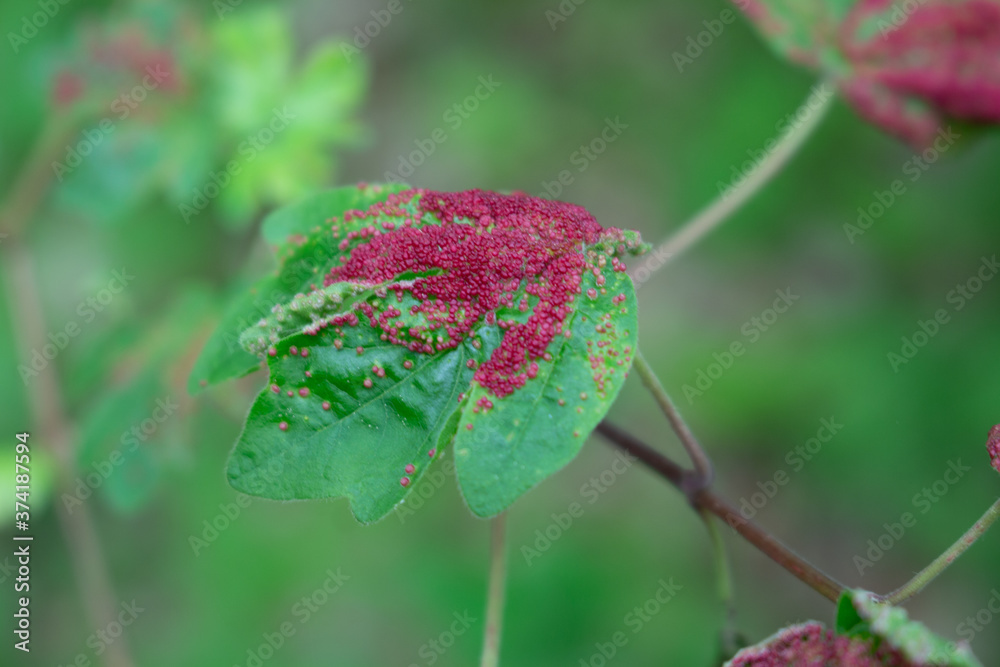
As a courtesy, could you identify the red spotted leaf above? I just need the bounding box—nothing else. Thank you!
[726,622,901,666]
[727,590,981,666]
[737,0,1000,146]
[213,186,646,521]
[987,424,1000,474]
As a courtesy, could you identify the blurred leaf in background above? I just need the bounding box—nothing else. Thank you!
[1,0,999,666]
[45,3,368,228]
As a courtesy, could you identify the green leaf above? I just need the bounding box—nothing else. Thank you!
[453,254,638,517]
[74,289,215,514]
[261,183,409,252]
[213,186,645,521]
[835,589,864,634]
[837,590,982,667]
[227,319,476,524]
[205,11,371,223]
[188,185,406,393]
[739,0,853,69]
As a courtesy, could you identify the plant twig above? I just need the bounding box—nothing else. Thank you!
[595,421,684,486]
[649,80,834,266]
[694,489,844,602]
[0,116,76,239]
[880,497,1000,606]
[2,119,136,666]
[633,352,714,491]
[480,513,508,667]
[596,420,846,602]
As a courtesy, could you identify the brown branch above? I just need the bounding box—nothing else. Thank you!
[596,420,846,602]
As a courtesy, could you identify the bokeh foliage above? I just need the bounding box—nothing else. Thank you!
[1,0,998,665]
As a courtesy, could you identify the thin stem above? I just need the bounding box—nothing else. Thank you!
[649,80,833,266]
[694,490,844,602]
[595,421,684,486]
[881,497,1000,606]
[4,245,136,667]
[700,509,739,656]
[596,420,846,602]
[480,513,508,667]
[0,116,76,239]
[2,109,136,666]
[633,352,715,489]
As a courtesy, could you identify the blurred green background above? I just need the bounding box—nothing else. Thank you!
[1,0,999,665]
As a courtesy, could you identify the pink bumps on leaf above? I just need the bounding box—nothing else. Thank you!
[988,424,1000,474]
[322,188,641,399]
[839,0,1000,146]
[727,621,912,666]
[738,0,1000,147]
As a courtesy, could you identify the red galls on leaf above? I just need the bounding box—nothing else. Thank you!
[839,0,1000,146]
[730,590,981,666]
[725,622,912,666]
[987,424,1000,474]
[735,0,1000,147]
[322,188,641,399]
